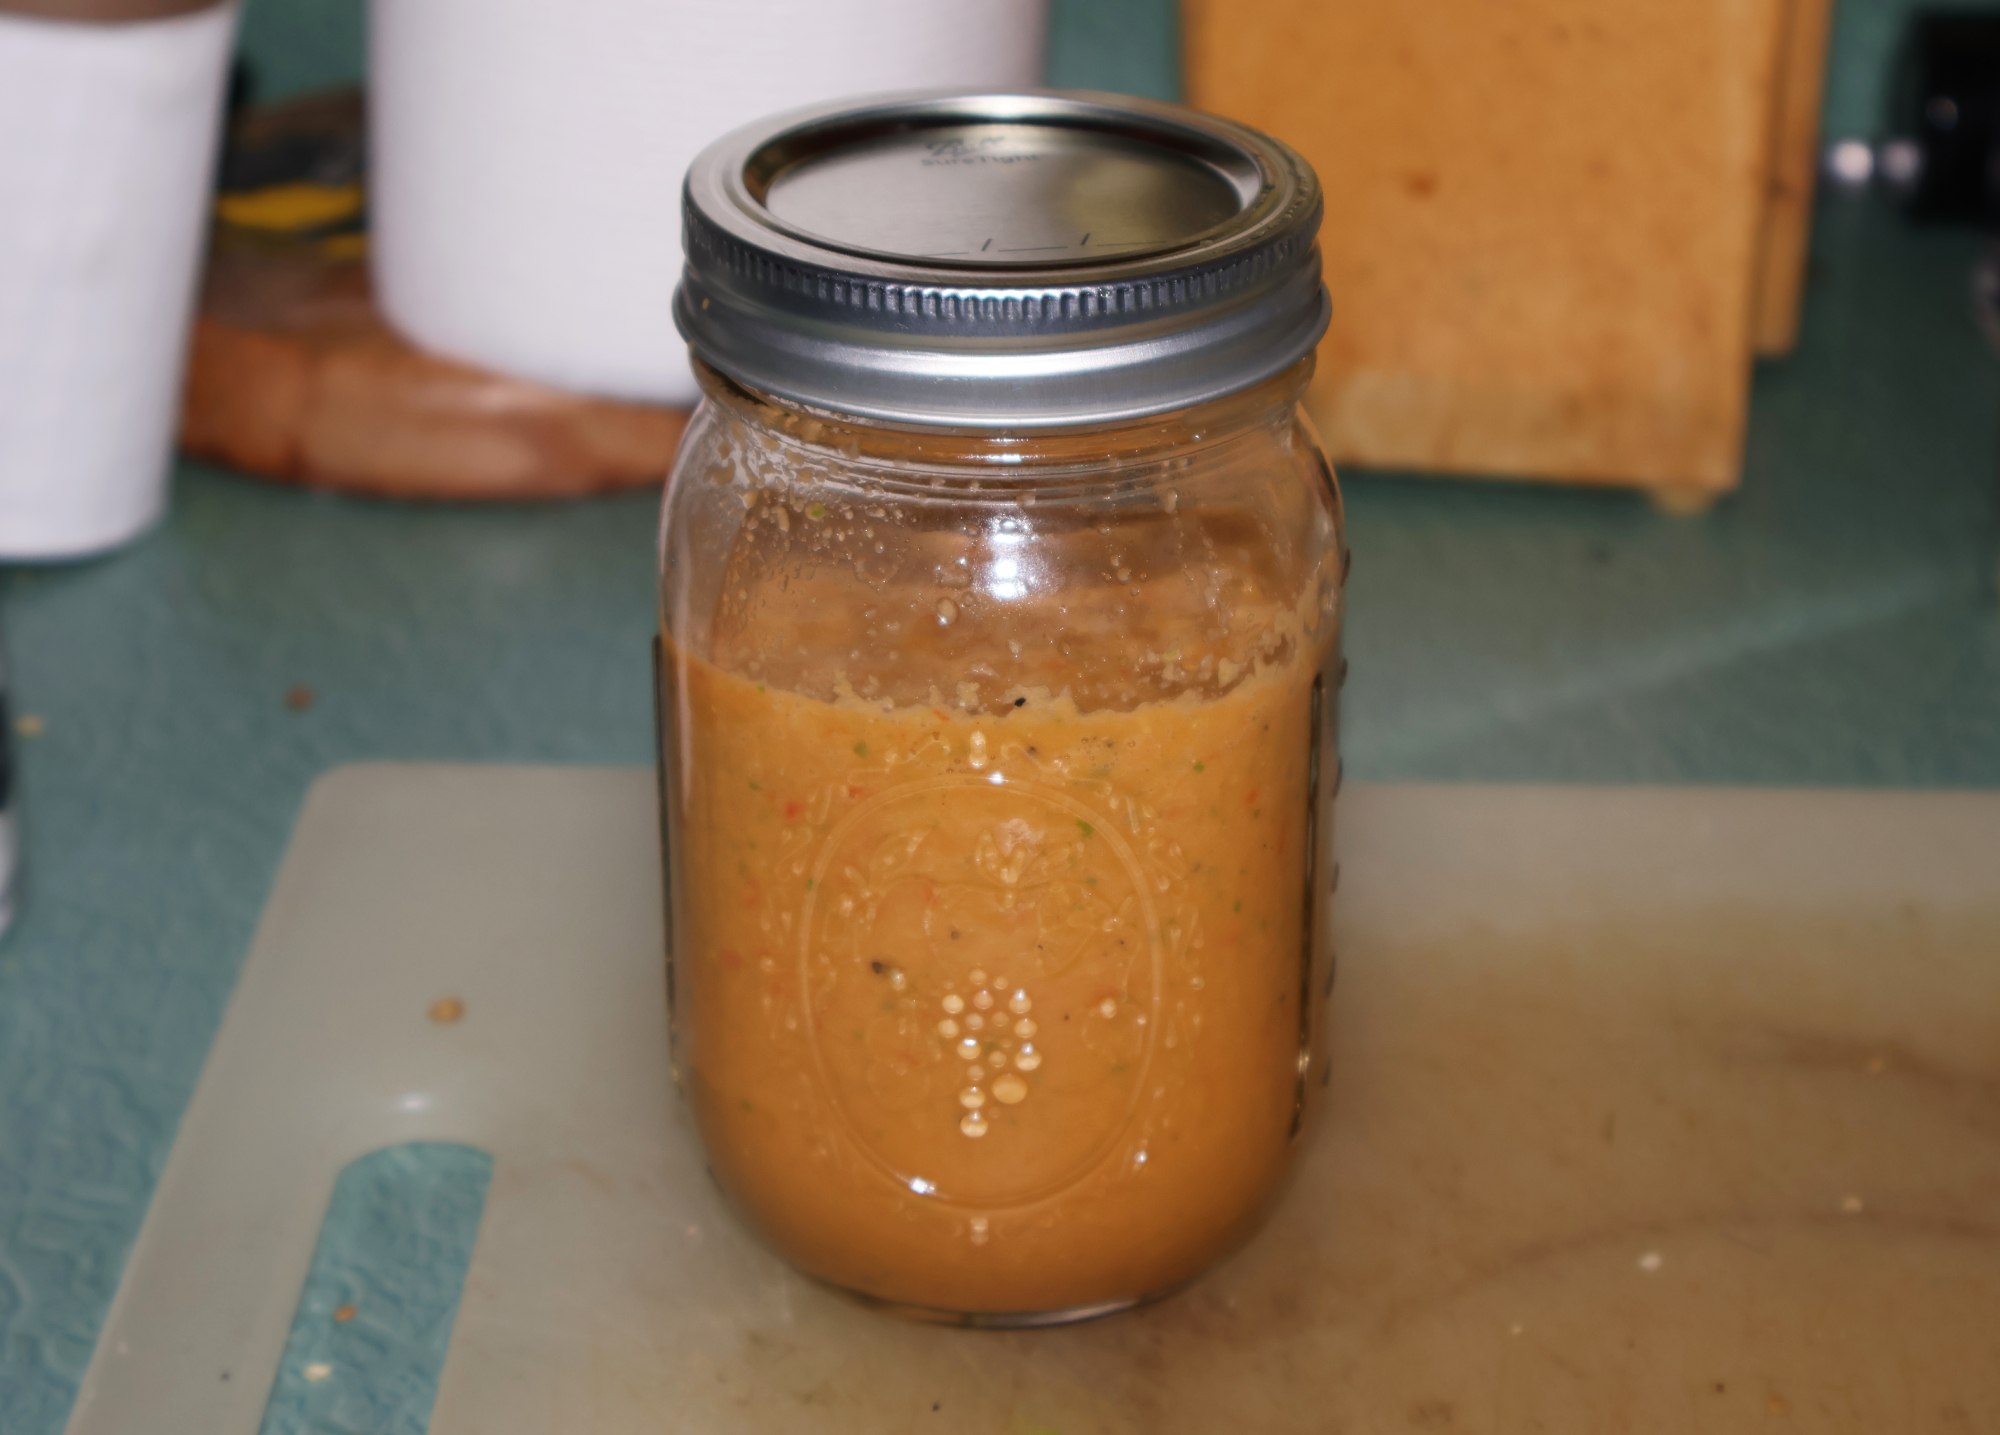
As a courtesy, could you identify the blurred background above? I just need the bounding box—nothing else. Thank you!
[229,0,1929,154]
[1,0,1998,1430]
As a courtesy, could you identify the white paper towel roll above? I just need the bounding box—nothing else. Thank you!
[370,0,1048,407]
[0,4,236,560]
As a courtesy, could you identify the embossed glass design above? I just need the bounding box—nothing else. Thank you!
[657,355,1344,1324]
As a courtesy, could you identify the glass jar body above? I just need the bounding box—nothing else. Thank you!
[657,359,1346,1323]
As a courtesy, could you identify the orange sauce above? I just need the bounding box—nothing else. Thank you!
[667,535,1331,1313]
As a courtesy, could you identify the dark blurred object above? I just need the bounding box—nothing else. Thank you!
[210,86,365,244]
[225,54,255,118]
[1972,238,2000,349]
[179,88,686,502]
[1887,11,2000,221]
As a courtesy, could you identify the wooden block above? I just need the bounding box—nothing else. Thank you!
[1751,0,1834,356]
[1185,0,1791,492]
[181,248,687,501]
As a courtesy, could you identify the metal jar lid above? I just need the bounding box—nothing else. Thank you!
[675,90,1328,429]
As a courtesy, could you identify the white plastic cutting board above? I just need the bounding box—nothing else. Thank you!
[68,767,2000,1433]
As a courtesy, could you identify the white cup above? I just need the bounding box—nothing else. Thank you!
[0,3,236,560]
[369,0,1049,407]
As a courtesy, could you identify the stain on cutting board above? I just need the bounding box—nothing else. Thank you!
[568,906,2000,1434]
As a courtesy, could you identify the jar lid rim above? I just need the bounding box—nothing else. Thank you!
[675,89,1329,428]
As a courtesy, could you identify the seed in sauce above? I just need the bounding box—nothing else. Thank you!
[992,1074,1029,1104]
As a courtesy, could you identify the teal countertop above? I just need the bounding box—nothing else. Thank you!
[1,195,1997,1430]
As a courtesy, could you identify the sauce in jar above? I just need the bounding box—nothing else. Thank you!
[661,93,1342,1322]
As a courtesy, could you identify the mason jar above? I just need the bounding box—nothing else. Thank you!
[657,91,1345,1324]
